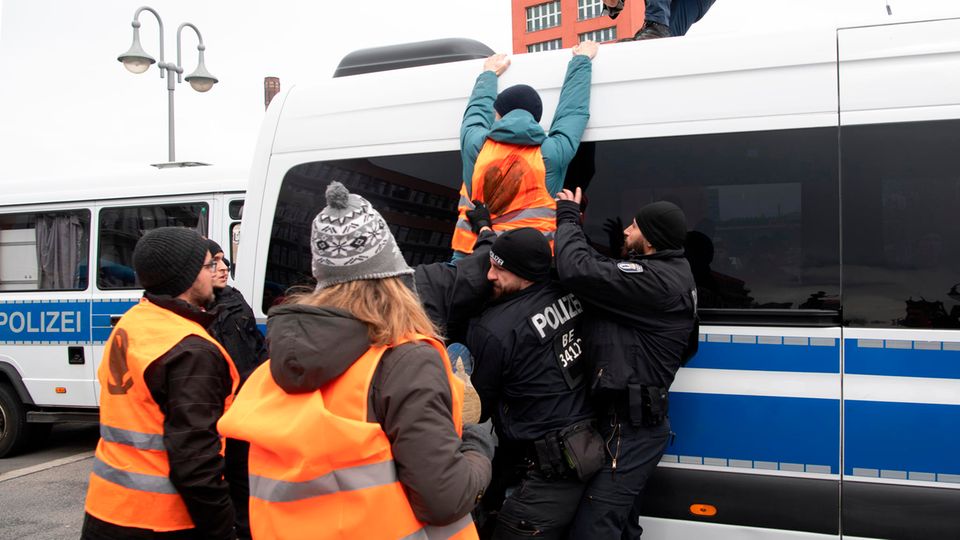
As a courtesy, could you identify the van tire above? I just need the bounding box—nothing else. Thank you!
[0,383,29,458]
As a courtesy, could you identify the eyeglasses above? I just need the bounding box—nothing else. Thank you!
[202,261,220,273]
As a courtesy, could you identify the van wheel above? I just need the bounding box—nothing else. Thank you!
[0,383,29,458]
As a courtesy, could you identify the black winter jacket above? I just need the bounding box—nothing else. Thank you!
[414,230,496,343]
[466,282,594,442]
[207,286,267,383]
[554,200,696,400]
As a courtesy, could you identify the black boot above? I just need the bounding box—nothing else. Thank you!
[633,20,671,40]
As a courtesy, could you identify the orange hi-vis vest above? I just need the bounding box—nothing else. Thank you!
[217,333,479,540]
[452,139,557,255]
[85,298,239,532]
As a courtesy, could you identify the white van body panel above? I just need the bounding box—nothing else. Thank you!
[0,166,246,409]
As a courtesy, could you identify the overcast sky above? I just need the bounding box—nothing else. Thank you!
[1,0,958,182]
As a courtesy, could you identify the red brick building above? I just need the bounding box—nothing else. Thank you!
[511,0,646,53]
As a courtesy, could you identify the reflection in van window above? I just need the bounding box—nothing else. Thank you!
[97,204,208,290]
[566,128,840,311]
[0,210,90,291]
[264,155,461,311]
[843,119,960,329]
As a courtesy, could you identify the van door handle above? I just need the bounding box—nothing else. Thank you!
[68,346,85,365]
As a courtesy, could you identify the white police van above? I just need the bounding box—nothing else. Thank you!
[0,166,245,458]
[232,11,960,540]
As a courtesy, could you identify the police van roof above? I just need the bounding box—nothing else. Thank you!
[334,38,494,77]
[270,27,841,157]
[0,165,248,207]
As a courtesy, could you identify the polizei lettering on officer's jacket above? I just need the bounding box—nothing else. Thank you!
[530,293,583,340]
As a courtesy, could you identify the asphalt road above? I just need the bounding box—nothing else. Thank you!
[0,423,99,540]
[0,423,99,475]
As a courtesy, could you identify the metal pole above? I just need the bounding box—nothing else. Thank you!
[166,65,176,162]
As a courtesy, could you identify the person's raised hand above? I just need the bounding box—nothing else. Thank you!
[483,54,511,76]
[573,40,599,60]
[556,187,583,204]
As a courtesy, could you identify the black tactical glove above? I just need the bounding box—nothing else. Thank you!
[459,421,497,460]
[465,201,492,234]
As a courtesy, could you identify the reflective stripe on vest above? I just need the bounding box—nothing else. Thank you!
[92,456,178,495]
[99,424,166,451]
[85,298,239,532]
[219,333,477,540]
[249,460,397,503]
[452,140,556,255]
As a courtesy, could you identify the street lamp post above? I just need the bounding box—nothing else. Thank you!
[117,6,218,167]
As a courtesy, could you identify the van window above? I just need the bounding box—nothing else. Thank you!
[264,130,841,313]
[569,128,841,313]
[0,210,90,291]
[263,154,461,311]
[842,119,960,329]
[97,203,208,290]
[229,199,244,220]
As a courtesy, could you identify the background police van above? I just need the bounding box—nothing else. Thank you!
[233,12,960,540]
[0,166,245,458]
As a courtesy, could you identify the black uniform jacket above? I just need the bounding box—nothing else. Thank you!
[554,200,696,396]
[415,230,496,343]
[466,281,594,442]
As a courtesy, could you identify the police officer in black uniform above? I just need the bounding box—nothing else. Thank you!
[554,188,697,539]
[465,227,603,540]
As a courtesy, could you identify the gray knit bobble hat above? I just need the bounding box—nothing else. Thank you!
[133,227,209,297]
[310,182,413,289]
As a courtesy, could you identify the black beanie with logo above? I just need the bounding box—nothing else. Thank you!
[635,201,687,251]
[494,84,543,123]
[133,227,209,297]
[489,228,551,283]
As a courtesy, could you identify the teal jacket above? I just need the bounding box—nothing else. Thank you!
[459,55,593,197]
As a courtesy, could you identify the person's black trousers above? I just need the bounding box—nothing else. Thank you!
[568,415,671,539]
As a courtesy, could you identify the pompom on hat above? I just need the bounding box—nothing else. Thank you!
[310,182,414,289]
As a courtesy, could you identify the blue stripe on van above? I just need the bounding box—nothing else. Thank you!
[845,400,960,479]
[844,339,960,379]
[91,299,138,343]
[668,392,840,473]
[688,338,840,374]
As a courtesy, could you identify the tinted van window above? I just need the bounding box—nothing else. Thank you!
[842,119,960,328]
[569,128,840,313]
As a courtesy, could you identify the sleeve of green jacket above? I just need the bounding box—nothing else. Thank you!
[542,55,593,196]
[460,71,498,194]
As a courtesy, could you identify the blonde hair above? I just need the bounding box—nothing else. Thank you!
[292,277,439,346]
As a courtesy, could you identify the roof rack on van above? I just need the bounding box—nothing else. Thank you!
[334,38,494,78]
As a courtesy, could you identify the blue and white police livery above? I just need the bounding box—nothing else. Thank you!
[0,165,245,457]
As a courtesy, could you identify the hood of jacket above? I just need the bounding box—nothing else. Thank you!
[487,109,546,146]
[266,304,371,394]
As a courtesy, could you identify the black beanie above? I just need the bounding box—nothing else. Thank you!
[207,239,223,257]
[133,227,209,297]
[635,202,687,251]
[489,228,551,283]
[494,84,543,122]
